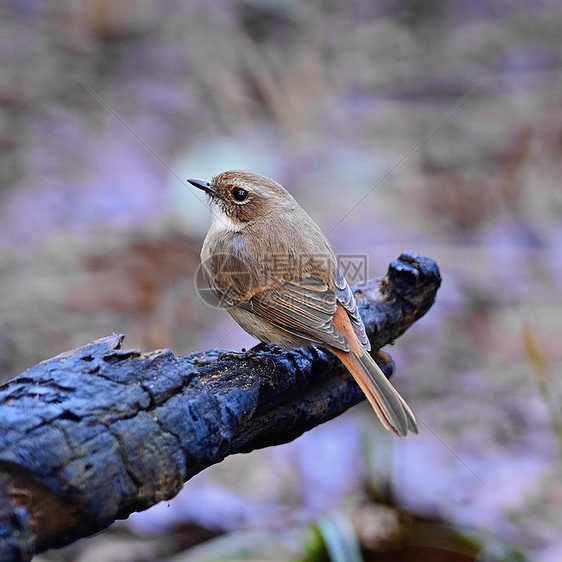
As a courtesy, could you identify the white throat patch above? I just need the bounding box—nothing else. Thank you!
[208,200,242,233]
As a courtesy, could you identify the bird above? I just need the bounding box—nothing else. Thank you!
[187,170,418,437]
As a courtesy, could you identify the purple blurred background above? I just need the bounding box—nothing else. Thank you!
[2,1,562,560]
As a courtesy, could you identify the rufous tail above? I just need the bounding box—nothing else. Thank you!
[333,347,418,437]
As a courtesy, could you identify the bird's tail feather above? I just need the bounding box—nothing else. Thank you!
[333,348,418,437]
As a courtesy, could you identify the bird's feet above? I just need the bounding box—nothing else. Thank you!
[218,342,276,369]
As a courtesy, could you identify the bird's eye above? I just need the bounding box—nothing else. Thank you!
[231,188,248,202]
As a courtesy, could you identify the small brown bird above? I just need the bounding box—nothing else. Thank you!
[188,170,417,437]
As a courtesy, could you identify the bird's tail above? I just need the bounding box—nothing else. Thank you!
[333,347,418,437]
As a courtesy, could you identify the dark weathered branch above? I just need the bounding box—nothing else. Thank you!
[0,251,440,561]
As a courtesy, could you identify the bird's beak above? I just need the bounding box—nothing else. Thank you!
[187,178,216,196]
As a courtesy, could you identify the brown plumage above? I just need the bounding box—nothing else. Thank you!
[188,170,418,437]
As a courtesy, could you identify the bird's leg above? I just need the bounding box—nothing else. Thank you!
[218,341,275,368]
[246,341,268,354]
[244,341,278,369]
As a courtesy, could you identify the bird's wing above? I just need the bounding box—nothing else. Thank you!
[333,267,371,351]
[248,276,351,351]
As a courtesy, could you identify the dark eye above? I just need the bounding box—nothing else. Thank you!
[231,188,248,202]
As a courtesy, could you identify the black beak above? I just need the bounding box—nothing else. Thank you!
[187,178,216,196]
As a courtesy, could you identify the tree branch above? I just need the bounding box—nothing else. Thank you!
[0,251,441,561]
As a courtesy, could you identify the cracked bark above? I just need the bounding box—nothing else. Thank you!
[0,251,441,561]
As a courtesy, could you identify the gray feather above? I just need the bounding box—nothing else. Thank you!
[333,268,371,351]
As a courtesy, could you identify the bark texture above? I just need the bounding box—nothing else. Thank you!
[0,251,441,561]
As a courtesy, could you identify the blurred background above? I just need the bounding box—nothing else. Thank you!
[2,0,562,560]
